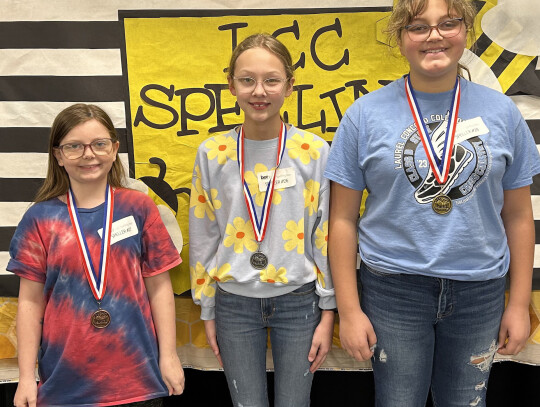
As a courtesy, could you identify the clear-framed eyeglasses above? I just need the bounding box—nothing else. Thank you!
[404,17,464,42]
[55,138,115,159]
[232,76,289,94]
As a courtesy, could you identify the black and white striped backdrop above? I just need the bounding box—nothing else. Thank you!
[1,0,539,296]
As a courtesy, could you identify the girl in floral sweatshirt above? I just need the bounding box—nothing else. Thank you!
[189,33,335,407]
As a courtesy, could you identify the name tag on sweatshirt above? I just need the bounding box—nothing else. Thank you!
[258,167,296,191]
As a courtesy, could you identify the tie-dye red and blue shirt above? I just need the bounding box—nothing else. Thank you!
[8,188,181,407]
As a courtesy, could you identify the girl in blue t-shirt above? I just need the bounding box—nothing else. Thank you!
[325,0,540,406]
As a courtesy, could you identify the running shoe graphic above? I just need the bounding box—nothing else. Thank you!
[414,121,473,204]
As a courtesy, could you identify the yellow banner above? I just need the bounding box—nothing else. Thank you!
[123,9,405,292]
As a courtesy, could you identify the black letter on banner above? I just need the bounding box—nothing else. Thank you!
[311,18,349,71]
[319,86,346,132]
[378,80,393,87]
[219,22,249,73]
[345,80,369,101]
[174,88,215,136]
[294,84,326,133]
[134,84,179,129]
[204,83,241,133]
[273,21,305,70]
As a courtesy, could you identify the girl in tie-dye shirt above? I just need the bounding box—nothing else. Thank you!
[9,104,184,407]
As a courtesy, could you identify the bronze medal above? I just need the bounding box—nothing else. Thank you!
[68,186,114,329]
[250,252,268,270]
[91,308,111,329]
[432,194,452,215]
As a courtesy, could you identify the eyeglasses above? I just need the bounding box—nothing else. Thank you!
[404,18,464,42]
[56,138,115,159]
[232,76,289,94]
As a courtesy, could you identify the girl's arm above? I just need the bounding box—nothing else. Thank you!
[144,272,185,395]
[308,310,335,372]
[328,182,376,361]
[14,278,45,407]
[308,179,336,372]
[203,320,223,367]
[498,185,535,355]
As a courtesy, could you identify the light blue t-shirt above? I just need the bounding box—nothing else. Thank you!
[325,77,540,281]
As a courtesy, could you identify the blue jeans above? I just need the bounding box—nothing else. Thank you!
[359,263,506,407]
[215,282,321,407]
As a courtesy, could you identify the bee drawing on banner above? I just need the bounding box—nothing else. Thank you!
[461,0,540,96]
[138,157,190,215]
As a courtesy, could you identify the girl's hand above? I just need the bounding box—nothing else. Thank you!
[14,377,38,407]
[308,310,335,372]
[204,319,223,367]
[159,351,185,395]
[497,303,530,355]
[339,309,377,362]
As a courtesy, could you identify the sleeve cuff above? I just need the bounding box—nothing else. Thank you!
[200,306,216,320]
[319,290,337,310]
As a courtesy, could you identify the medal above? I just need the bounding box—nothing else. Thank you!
[432,194,452,215]
[250,252,269,270]
[67,185,114,328]
[405,75,461,211]
[237,123,287,269]
[91,307,111,329]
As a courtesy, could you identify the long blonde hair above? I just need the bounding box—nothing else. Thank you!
[34,104,125,203]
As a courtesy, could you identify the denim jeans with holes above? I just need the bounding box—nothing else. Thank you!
[359,262,506,407]
[215,282,320,407]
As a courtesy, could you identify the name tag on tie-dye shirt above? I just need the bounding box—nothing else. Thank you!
[257,167,296,191]
[98,215,138,245]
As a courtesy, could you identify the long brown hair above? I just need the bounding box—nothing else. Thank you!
[34,104,125,202]
[386,0,477,79]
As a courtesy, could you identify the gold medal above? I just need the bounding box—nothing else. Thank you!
[91,308,111,329]
[432,194,452,215]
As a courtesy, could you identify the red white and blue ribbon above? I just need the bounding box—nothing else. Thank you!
[237,122,287,242]
[405,75,461,185]
[67,184,114,301]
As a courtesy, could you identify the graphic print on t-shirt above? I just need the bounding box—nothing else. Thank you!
[395,113,491,206]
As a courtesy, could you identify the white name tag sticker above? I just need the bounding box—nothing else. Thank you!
[257,167,296,191]
[455,117,489,144]
[98,215,138,245]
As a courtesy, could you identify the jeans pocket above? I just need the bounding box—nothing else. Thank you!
[361,262,395,277]
[289,281,316,296]
[216,284,236,297]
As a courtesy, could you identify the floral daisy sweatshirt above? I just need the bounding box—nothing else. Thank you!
[189,125,336,320]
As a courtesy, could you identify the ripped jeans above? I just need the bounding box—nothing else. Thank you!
[215,282,321,407]
[359,263,506,407]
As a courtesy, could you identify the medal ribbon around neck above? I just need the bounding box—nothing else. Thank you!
[237,122,287,242]
[405,75,461,185]
[67,184,114,301]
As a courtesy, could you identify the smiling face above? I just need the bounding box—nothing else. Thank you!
[399,0,467,92]
[228,47,294,131]
[54,119,119,191]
